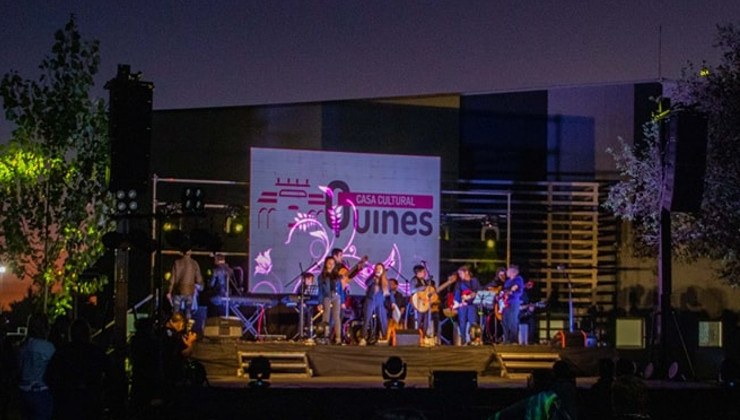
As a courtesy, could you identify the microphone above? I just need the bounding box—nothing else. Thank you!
[421,260,427,264]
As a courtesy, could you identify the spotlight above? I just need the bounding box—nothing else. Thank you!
[382,356,407,389]
[480,217,500,243]
[162,221,177,232]
[248,356,271,388]
[114,188,140,215]
[224,213,246,236]
[469,324,483,345]
[315,321,330,344]
[182,187,205,214]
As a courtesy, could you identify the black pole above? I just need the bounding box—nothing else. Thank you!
[658,207,672,367]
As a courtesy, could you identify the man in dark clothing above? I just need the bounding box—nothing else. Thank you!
[130,317,162,410]
[385,278,407,326]
[210,253,234,298]
[45,318,110,420]
[162,312,197,385]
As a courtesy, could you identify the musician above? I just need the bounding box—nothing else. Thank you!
[301,272,318,298]
[210,253,234,300]
[502,264,525,344]
[331,247,366,279]
[167,243,204,322]
[518,277,538,345]
[487,268,507,343]
[360,263,394,345]
[452,266,482,345]
[410,265,439,338]
[385,278,407,325]
[490,268,507,290]
[317,257,342,345]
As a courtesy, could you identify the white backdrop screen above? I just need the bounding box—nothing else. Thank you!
[249,148,440,295]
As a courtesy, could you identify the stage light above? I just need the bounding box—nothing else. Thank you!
[315,321,330,344]
[164,271,172,281]
[182,187,205,214]
[382,356,407,389]
[469,323,483,345]
[225,213,246,236]
[700,67,710,77]
[115,188,140,215]
[480,217,500,243]
[162,221,176,232]
[248,356,271,388]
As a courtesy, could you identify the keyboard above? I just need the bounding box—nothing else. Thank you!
[211,296,278,308]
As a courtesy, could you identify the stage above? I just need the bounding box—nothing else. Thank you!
[193,339,617,383]
[158,340,740,420]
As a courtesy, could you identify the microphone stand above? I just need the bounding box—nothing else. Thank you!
[298,263,305,341]
[421,261,435,339]
[558,265,574,333]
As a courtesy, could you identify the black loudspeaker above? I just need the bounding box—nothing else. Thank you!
[106,64,153,193]
[552,330,586,348]
[430,370,477,390]
[661,111,708,212]
[391,329,421,346]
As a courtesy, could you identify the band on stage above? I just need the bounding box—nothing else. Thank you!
[187,245,545,346]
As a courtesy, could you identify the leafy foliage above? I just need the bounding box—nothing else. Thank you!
[0,16,113,318]
[605,23,740,287]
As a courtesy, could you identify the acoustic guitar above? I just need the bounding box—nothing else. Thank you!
[411,273,457,313]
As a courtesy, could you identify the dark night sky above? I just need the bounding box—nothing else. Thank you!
[0,0,739,140]
[1,1,740,306]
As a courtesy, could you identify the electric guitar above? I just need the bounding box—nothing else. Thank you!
[494,299,547,321]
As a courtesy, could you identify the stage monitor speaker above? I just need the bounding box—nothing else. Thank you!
[430,370,477,390]
[204,317,242,338]
[698,321,722,347]
[615,318,645,348]
[661,111,708,212]
[551,330,586,348]
[390,329,422,346]
[106,65,153,193]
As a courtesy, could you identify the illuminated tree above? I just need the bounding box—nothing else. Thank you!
[605,23,740,287]
[0,16,113,318]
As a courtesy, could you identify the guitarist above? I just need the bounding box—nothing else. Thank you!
[502,265,525,344]
[410,265,439,339]
[452,266,482,345]
[385,278,407,326]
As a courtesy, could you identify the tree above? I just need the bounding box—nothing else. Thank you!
[605,23,740,287]
[0,16,113,318]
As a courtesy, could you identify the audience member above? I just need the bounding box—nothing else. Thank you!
[612,358,650,419]
[130,317,163,410]
[47,316,71,350]
[46,318,110,420]
[0,316,18,420]
[588,358,615,419]
[550,360,579,420]
[17,313,54,420]
[163,312,197,386]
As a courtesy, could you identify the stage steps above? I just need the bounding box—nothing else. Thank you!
[496,351,560,379]
[237,351,312,378]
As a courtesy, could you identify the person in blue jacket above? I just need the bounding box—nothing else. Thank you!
[317,257,342,344]
[452,266,482,345]
[502,264,525,344]
[360,263,395,345]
